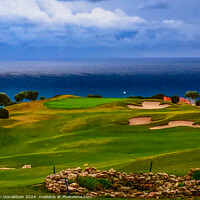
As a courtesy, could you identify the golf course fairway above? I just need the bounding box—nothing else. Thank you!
[0,95,200,198]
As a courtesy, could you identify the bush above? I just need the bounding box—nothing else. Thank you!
[129,96,145,99]
[87,94,102,98]
[0,108,9,119]
[99,179,111,189]
[40,96,45,100]
[68,179,76,184]
[77,176,99,191]
[151,93,166,100]
[178,182,185,187]
[171,95,179,104]
[77,176,112,191]
[193,170,200,180]
[6,102,17,106]
[196,99,200,106]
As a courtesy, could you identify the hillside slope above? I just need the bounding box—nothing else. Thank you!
[0,96,200,196]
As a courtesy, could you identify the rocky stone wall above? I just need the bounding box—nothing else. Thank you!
[45,167,200,198]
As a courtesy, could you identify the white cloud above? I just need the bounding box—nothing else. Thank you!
[0,0,146,29]
[162,19,200,40]
[163,20,184,28]
[0,0,199,51]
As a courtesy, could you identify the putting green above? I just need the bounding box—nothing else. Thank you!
[44,97,124,109]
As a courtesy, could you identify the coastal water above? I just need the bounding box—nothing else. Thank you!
[0,58,200,100]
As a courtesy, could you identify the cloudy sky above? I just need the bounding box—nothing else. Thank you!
[0,0,200,60]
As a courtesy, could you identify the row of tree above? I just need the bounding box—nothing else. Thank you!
[0,91,45,107]
[15,91,39,102]
[129,93,166,100]
[129,91,200,105]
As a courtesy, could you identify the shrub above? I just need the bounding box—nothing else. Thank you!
[0,108,9,119]
[151,93,166,100]
[77,176,100,191]
[77,176,112,191]
[99,179,111,189]
[87,94,102,98]
[196,99,200,106]
[193,170,200,180]
[6,102,17,106]
[178,182,185,187]
[171,95,179,104]
[129,96,145,99]
[40,96,45,100]
[68,179,76,184]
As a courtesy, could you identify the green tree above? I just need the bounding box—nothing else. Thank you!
[171,95,179,104]
[0,93,11,107]
[185,91,200,104]
[15,91,27,103]
[25,91,39,101]
[32,91,39,101]
[151,93,166,100]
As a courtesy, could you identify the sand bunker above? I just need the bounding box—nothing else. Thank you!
[150,121,200,130]
[129,117,152,125]
[0,167,15,170]
[128,101,170,110]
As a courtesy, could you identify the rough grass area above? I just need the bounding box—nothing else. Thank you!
[0,96,200,196]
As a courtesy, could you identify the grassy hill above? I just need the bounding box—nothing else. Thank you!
[0,95,200,197]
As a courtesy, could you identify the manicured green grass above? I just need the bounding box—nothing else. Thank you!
[0,96,200,197]
[44,97,125,109]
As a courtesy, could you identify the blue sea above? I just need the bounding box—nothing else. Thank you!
[0,58,200,100]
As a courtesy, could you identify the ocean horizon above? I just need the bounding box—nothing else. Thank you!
[0,58,200,100]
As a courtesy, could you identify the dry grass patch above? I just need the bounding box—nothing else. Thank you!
[3,114,53,128]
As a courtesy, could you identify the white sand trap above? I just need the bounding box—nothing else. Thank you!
[129,117,152,125]
[0,168,15,170]
[128,101,170,110]
[150,121,200,130]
